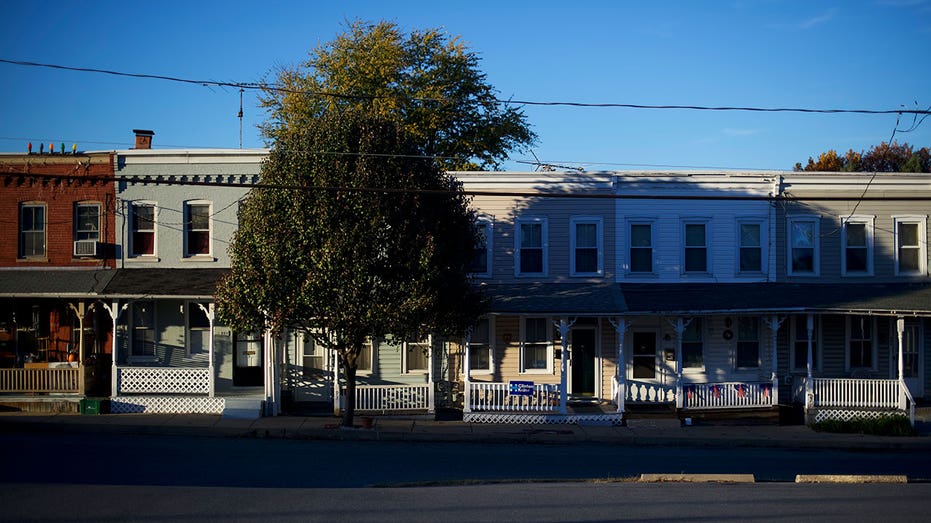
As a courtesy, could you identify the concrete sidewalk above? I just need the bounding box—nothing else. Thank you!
[2,411,930,451]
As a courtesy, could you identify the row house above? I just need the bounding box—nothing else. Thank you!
[0,148,116,407]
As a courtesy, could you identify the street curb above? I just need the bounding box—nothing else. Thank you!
[795,474,908,483]
[640,473,756,483]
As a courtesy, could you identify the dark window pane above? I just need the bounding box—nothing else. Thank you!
[685,248,706,272]
[792,248,814,272]
[631,224,651,246]
[846,223,866,246]
[520,248,543,273]
[740,248,761,272]
[188,231,210,255]
[630,248,652,272]
[685,224,705,246]
[846,249,868,272]
[575,248,598,273]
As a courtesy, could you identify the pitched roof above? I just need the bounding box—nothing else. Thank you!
[0,269,115,297]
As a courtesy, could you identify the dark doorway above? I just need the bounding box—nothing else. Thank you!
[233,332,264,387]
[632,331,656,379]
[571,328,596,395]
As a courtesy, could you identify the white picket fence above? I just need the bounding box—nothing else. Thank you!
[347,384,431,412]
[811,378,902,409]
[681,382,775,410]
[0,367,81,394]
[467,382,561,413]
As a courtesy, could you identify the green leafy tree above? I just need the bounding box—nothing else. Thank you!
[216,112,486,426]
[259,19,535,171]
[795,142,930,172]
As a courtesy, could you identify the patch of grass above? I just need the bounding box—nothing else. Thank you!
[812,414,915,437]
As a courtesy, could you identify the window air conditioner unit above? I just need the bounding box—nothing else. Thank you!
[74,240,99,257]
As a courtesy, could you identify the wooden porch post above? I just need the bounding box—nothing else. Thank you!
[427,335,435,414]
[766,315,785,406]
[196,303,216,398]
[463,327,472,414]
[674,317,685,409]
[105,300,125,398]
[897,317,906,410]
[805,313,814,408]
[608,317,627,413]
[557,317,573,415]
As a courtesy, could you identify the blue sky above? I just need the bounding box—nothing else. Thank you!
[1,1,929,171]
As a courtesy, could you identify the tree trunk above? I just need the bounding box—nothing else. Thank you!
[341,356,357,427]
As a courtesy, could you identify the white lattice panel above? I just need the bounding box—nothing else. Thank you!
[464,412,623,425]
[111,396,225,414]
[814,409,901,424]
[118,367,210,394]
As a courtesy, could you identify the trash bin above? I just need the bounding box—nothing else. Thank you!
[79,398,109,415]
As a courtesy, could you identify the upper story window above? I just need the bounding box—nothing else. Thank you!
[468,318,493,373]
[185,201,212,257]
[74,203,101,241]
[894,216,927,276]
[19,203,46,258]
[130,202,156,257]
[842,217,873,276]
[787,215,820,276]
[570,217,603,276]
[515,218,547,276]
[629,222,653,274]
[521,317,551,373]
[683,222,708,273]
[735,316,760,369]
[738,221,763,274]
[469,218,492,277]
[403,337,430,374]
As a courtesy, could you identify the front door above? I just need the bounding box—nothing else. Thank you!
[233,332,264,387]
[903,323,924,397]
[571,328,596,396]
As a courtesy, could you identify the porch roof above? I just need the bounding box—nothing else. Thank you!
[101,269,229,299]
[481,282,627,315]
[0,269,116,297]
[619,282,931,316]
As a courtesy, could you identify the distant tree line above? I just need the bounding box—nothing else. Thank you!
[794,142,930,173]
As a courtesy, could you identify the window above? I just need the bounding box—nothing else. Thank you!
[791,315,819,372]
[301,334,327,379]
[515,218,547,276]
[629,222,653,273]
[357,339,374,374]
[848,316,874,369]
[185,202,211,257]
[19,203,46,258]
[681,318,703,368]
[75,203,101,241]
[570,217,602,276]
[186,302,210,357]
[842,217,873,275]
[521,317,550,372]
[738,221,762,273]
[404,337,430,373]
[469,219,492,276]
[131,301,156,358]
[787,216,819,276]
[735,317,760,368]
[683,222,708,273]
[894,217,927,276]
[468,318,493,373]
[131,202,156,256]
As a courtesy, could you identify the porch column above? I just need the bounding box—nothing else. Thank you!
[462,328,472,414]
[196,303,216,398]
[608,317,627,413]
[673,317,687,409]
[104,300,126,398]
[263,329,279,416]
[556,317,574,415]
[332,344,340,416]
[66,303,85,365]
[427,336,435,414]
[805,313,815,408]
[896,317,906,411]
[766,315,785,405]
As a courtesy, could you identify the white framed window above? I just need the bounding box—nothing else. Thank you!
[403,336,431,374]
[520,317,552,373]
[735,316,760,369]
[184,201,212,257]
[787,215,820,276]
[842,216,874,276]
[19,203,46,258]
[469,218,493,277]
[185,301,210,358]
[790,315,820,372]
[682,318,703,369]
[682,220,709,274]
[356,339,374,375]
[129,301,156,360]
[628,221,654,274]
[846,316,876,371]
[130,201,157,257]
[74,202,101,241]
[468,318,493,374]
[737,219,764,274]
[570,216,603,276]
[300,332,328,379]
[515,217,547,276]
[893,216,927,276]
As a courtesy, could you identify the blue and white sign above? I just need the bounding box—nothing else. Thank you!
[509,380,534,396]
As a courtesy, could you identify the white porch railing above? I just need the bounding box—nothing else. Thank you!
[0,367,81,394]
[682,382,775,410]
[811,378,902,409]
[468,382,561,413]
[117,367,210,395]
[626,380,676,403]
[347,384,431,412]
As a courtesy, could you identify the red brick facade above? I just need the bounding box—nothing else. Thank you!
[0,152,116,268]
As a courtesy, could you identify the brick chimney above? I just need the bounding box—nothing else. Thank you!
[132,129,154,149]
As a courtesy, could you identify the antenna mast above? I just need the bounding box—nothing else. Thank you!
[238,88,244,149]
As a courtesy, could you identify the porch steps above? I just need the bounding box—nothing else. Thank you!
[222,398,263,419]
